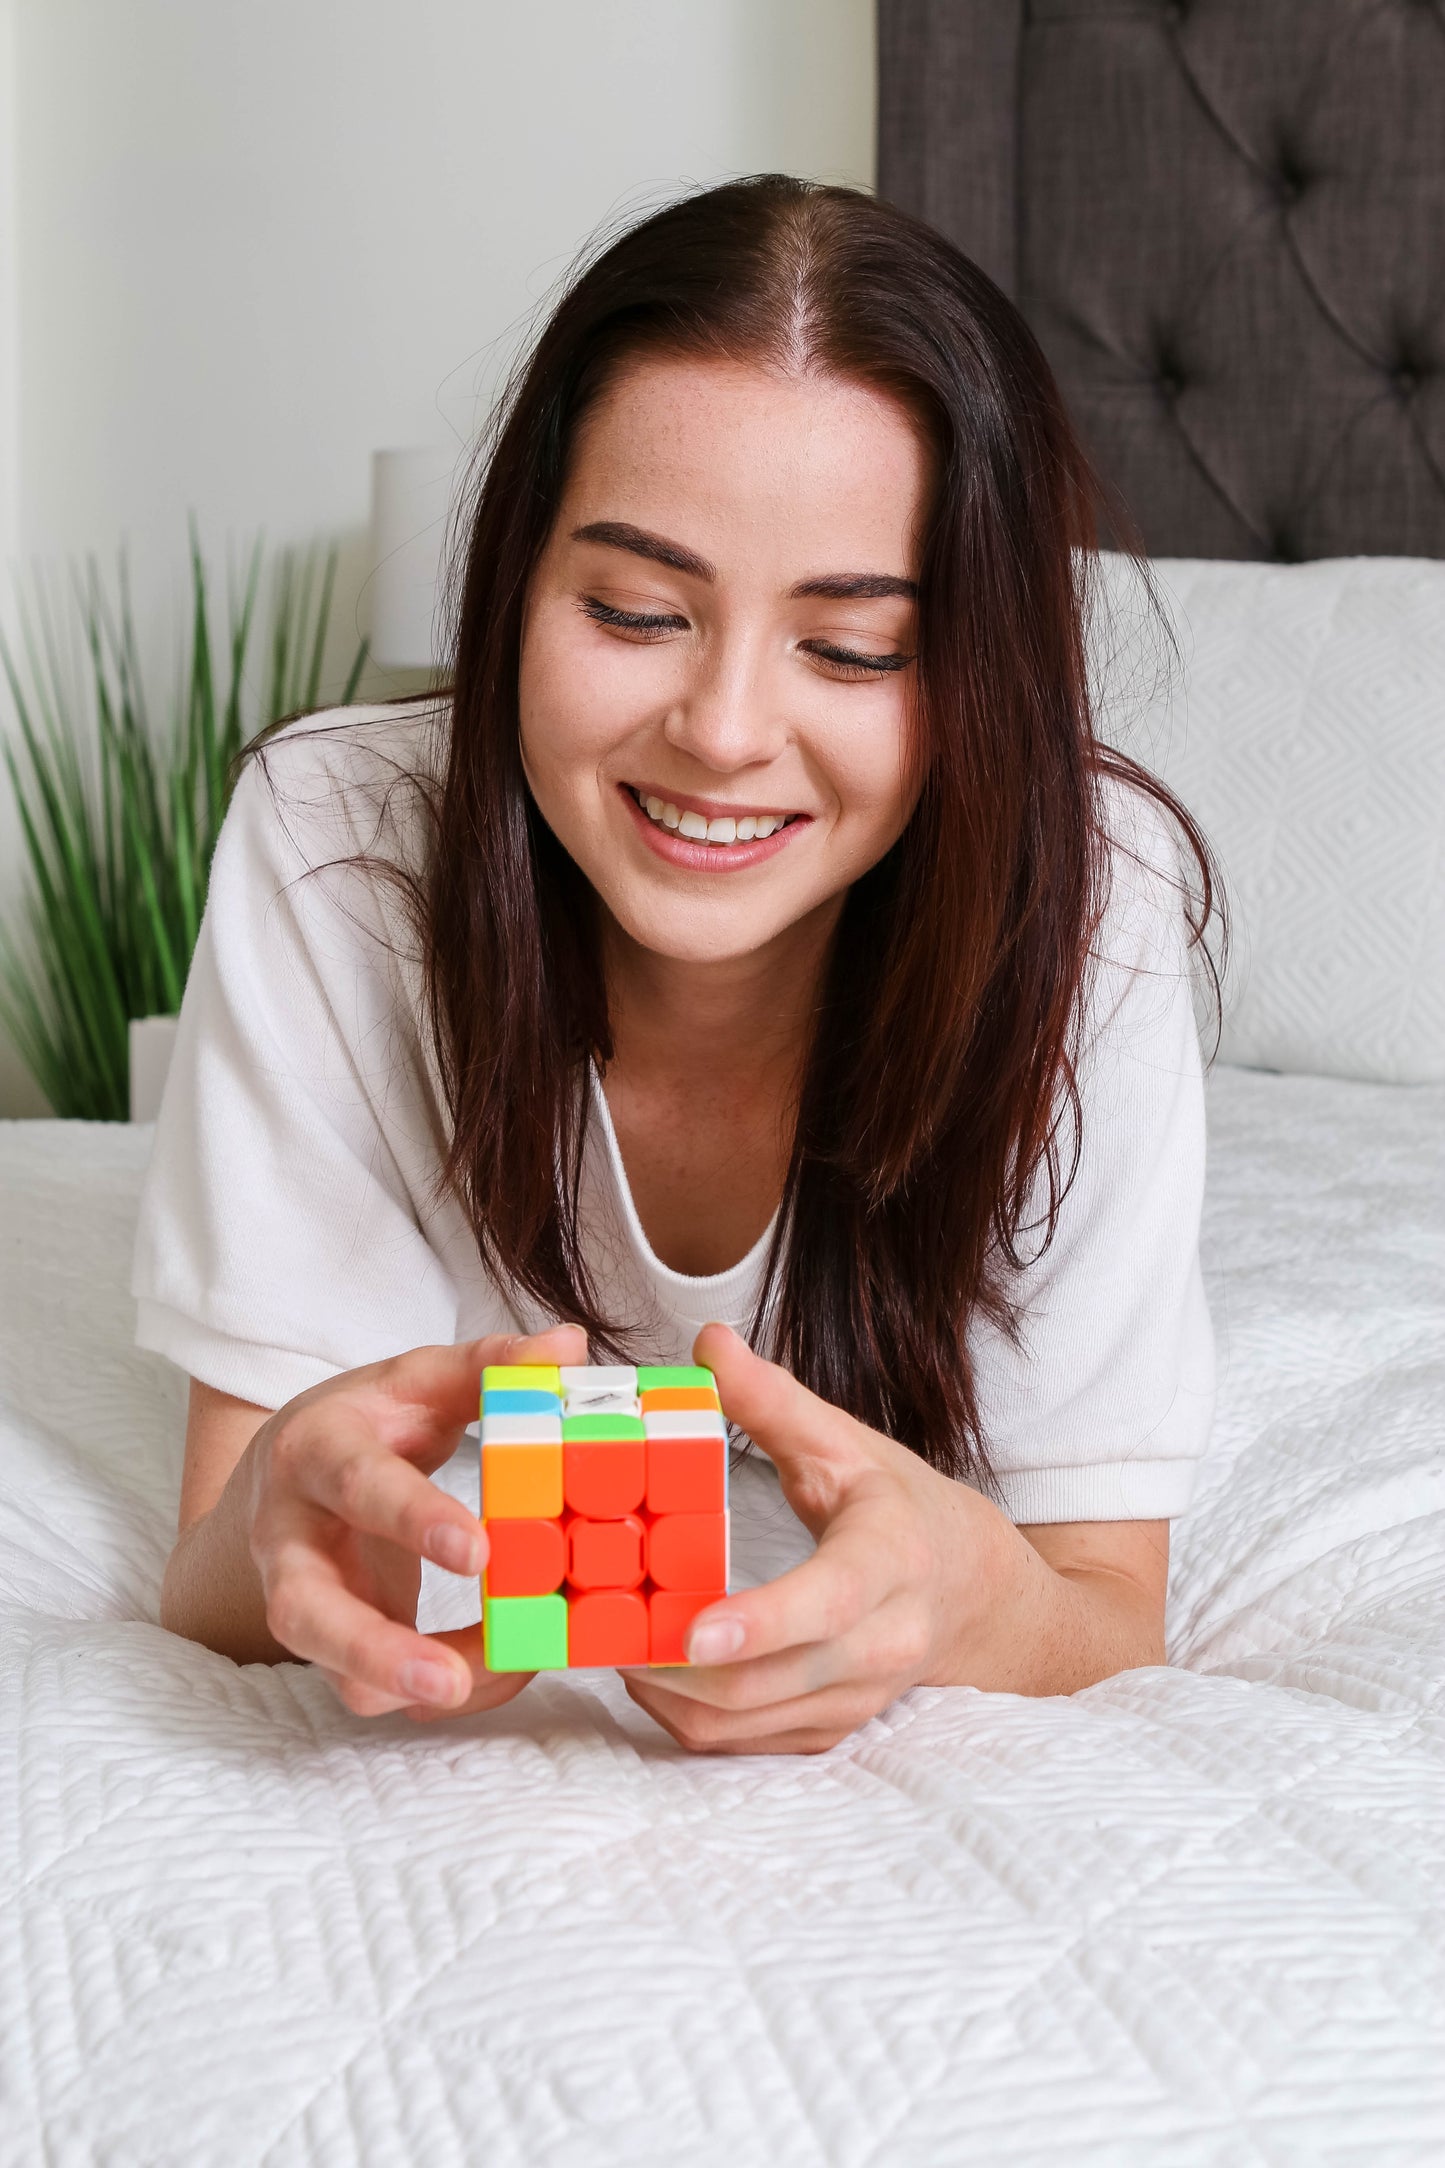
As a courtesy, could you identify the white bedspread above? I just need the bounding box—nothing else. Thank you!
[2,1067,1442,2164]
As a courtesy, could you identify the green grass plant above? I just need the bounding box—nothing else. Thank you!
[0,529,366,1118]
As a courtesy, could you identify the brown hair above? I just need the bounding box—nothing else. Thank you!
[256,175,1222,1488]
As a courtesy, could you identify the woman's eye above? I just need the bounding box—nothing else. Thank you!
[579,596,688,639]
[802,640,914,679]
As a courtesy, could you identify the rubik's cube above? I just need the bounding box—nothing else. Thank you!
[479,1362,729,1670]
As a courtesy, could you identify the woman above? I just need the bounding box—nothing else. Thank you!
[135,175,1220,1755]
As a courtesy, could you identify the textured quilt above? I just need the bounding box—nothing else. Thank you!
[2,1068,1442,2165]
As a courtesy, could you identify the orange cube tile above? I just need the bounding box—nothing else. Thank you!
[569,1588,650,1666]
[482,1439,563,1519]
[639,1387,720,1414]
[484,1517,565,1597]
[567,1514,646,1591]
[564,1436,646,1518]
[649,1589,715,1665]
[647,1512,727,1592]
[646,1433,725,1515]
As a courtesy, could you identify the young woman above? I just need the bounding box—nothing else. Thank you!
[134,176,1220,1755]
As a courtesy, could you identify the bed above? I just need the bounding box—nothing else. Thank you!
[2,1061,1442,2162]
[5,1,1445,2159]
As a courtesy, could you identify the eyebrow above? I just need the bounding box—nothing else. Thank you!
[571,520,917,602]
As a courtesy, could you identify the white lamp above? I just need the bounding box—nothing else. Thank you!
[367,446,457,669]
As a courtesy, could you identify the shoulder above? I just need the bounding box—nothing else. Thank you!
[236,698,451,876]
[1081,767,1197,1049]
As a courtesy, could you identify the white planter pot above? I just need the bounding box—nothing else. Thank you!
[128,1013,180,1123]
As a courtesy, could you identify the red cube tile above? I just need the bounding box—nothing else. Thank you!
[647,1512,726,1592]
[645,1434,725,1515]
[564,1436,646,1518]
[569,1588,650,1666]
[648,1590,715,1665]
[566,1513,646,1591]
[484,1516,565,1596]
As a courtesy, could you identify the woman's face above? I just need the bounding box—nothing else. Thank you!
[518,352,928,967]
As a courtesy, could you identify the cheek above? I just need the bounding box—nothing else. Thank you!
[810,686,916,848]
[519,601,672,788]
[518,608,604,791]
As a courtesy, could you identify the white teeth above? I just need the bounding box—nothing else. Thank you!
[635,789,793,846]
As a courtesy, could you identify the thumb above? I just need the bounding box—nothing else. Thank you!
[373,1322,589,1439]
[692,1321,861,1527]
[495,1322,591,1370]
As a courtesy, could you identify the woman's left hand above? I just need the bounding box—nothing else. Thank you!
[619,1321,1167,1755]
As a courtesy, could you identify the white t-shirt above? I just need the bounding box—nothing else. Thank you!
[131,702,1215,1523]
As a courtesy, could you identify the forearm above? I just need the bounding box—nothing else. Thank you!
[159,1449,289,1665]
[932,1503,1168,1696]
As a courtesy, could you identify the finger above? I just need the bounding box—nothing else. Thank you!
[618,1641,836,1709]
[388,1322,589,1440]
[623,1670,880,1754]
[294,1413,488,1572]
[263,1540,473,1709]
[667,1497,899,1674]
[317,1667,415,1719]
[692,1322,870,1524]
[402,1625,537,1721]
[297,1324,591,1469]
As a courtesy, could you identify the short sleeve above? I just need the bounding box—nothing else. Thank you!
[130,710,464,1409]
[970,779,1216,1523]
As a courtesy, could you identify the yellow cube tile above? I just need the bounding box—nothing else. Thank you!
[482,1439,563,1519]
[482,1364,563,1396]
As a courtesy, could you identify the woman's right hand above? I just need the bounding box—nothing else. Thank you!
[243,1323,586,1720]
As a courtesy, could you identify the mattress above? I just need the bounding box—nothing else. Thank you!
[1,1065,1442,2165]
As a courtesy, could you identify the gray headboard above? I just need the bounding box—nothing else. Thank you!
[877,0,1445,560]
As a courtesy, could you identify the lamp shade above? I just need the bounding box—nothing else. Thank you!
[367,446,456,669]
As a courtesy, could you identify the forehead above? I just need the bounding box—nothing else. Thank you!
[561,352,930,579]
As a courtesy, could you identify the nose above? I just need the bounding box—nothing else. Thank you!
[660,624,788,777]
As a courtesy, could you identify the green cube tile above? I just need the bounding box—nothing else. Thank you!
[636,1366,717,1392]
[483,1593,569,1671]
[561,1414,646,1442]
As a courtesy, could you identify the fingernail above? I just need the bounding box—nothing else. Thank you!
[400,1658,465,1706]
[425,1524,481,1574]
[686,1614,746,1664]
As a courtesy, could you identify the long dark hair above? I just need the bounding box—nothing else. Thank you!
[257,175,1222,1488]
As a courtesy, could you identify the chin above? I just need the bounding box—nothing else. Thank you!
[606,891,796,964]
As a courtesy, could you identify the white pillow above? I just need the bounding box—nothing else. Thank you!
[1091,553,1445,1085]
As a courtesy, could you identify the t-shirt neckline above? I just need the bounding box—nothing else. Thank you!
[586,1059,779,1311]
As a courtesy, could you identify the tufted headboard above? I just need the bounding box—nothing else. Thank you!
[876,0,1445,561]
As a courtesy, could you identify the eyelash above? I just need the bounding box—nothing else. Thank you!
[578,596,914,678]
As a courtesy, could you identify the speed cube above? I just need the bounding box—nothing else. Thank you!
[479,1362,729,1669]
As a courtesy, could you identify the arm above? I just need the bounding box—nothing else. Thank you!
[619,1322,1170,1756]
[160,1380,284,1661]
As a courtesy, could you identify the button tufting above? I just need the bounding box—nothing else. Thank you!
[1395,366,1420,397]
[1159,369,1184,399]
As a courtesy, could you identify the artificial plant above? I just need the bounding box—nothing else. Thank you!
[0,530,366,1118]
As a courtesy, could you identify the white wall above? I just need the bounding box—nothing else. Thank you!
[0,0,876,1115]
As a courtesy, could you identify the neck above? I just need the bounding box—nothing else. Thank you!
[600,896,840,1093]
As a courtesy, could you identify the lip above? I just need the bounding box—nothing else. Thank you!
[627,781,805,824]
[617,783,811,871]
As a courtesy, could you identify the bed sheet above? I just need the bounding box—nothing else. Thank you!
[1,1067,1442,2165]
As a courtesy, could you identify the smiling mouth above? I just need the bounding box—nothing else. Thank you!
[625,785,805,848]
